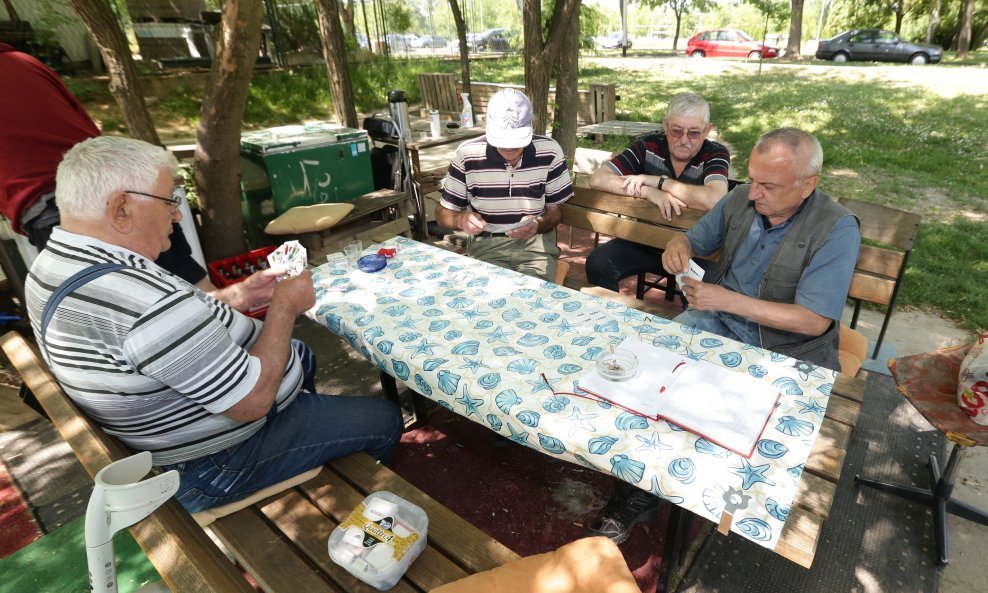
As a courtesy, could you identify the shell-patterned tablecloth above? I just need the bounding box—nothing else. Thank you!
[307,237,837,552]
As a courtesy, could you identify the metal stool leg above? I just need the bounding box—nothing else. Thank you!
[855,443,988,566]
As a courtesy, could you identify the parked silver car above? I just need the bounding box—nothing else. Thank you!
[815,29,942,65]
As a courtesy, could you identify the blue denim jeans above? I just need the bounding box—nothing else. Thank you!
[585,238,667,292]
[161,340,403,513]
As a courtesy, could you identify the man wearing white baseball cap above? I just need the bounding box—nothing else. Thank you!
[436,88,573,281]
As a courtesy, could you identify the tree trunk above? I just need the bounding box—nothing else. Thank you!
[553,4,580,166]
[785,0,804,59]
[448,0,472,108]
[339,0,356,38]
[523,0,581,135]
[926,0,941,44]
[958,0,974,58]
[360,0,373,54]
[894,7,904,35]
[68,0,160,145]
[194,0,263,260]
[673,12,682,51]
[315,0,358,128]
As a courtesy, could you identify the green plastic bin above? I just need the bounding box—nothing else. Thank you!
[239,122,374,247]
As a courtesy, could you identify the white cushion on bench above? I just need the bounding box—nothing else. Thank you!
[192,466,323,526]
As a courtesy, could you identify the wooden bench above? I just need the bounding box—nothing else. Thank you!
[417,73,460,118]
[560,184,704,302]
[838,198,921,359]
[458,81,616,127]
[0,331,518,593]
[580,287,868,570]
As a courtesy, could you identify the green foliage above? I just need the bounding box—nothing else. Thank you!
[560,61,988,329]
[388,3,414,34]
[271,1,322,53]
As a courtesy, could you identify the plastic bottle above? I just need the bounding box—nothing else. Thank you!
[429,109,441,137]
[459,93,474,128]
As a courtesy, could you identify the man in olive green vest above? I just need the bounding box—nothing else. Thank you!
[586,128,860,545]
[662,127,859,371]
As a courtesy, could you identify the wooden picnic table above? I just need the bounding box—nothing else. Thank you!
[577,119,662,141]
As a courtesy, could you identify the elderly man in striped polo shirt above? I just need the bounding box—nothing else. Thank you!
[436,88,574,282]
[585,92,731,292]
[25,136,403,513]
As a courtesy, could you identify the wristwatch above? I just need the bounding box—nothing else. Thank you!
[657,175,668,191]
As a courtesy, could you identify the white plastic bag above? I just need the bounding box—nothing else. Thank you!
[958,331,988,425]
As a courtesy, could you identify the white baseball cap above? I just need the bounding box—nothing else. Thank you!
[485,88,534,149]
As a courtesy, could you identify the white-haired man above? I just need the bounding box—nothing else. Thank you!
[436,88,574,282]
[25,136,403,513]
[586,92,731,292]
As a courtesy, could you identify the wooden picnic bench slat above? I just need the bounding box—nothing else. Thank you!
[793,472,838,520]
[834,372,867,403]
[211,507,340,592]
[299,467,472,591]
[0,332,256,593]
[824,391,862,428]
[775,507,824,569]
[328,453,521,574]
[260,490,418,593]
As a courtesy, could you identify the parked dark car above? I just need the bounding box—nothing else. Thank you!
[815,29,942,64]
[686,29,779,59]
[473,28,511,52]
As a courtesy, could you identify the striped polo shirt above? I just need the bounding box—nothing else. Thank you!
[24,228,303,465]
[607,133,730,186]
[440,135,574,224]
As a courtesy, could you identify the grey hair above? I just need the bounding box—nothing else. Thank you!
[56,136,178,219]
[664,93,710,125]
[753,128,823,178]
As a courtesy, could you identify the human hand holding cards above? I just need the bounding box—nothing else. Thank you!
[266,240,308,280]
[675,258,704,287]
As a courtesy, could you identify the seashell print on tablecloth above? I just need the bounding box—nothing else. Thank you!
[588,436,619,455]
[611,454,645,483]
[437,370,461,395]
[542,395,570,413]
[414,374,433,396]
[495,389,523,414]
[538,433,566,454]
[516,410,540,427]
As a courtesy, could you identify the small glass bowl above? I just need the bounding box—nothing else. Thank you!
[595,350,639,382]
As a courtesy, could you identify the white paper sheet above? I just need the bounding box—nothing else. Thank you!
[578,339,780,457]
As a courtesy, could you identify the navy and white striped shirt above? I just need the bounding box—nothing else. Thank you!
[440,135,573,224]
[25,228,303,465]
[607,133,730,186]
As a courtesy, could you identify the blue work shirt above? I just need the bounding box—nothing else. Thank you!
[685,196,860,346]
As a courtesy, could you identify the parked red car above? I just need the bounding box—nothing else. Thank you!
[686,29,780,59]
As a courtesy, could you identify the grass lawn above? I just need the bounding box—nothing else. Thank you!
[68,52,988,331]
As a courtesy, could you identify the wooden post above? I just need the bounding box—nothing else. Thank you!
[590,83,616,124]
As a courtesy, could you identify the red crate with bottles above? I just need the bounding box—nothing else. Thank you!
[207,246,277,318]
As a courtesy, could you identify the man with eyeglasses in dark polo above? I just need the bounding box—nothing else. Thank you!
[584,92,731,293]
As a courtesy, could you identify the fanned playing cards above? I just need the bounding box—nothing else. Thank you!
[267,240,307,278]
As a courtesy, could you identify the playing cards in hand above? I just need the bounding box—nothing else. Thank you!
[267,240,307,278]
[675,258,704,286]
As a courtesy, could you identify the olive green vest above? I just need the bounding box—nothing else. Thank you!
[710,186,857,370]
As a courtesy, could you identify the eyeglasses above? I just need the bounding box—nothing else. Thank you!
[125,188,183,213]
[667,127,704,141]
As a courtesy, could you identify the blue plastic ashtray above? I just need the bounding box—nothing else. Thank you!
[357,254,387,273]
